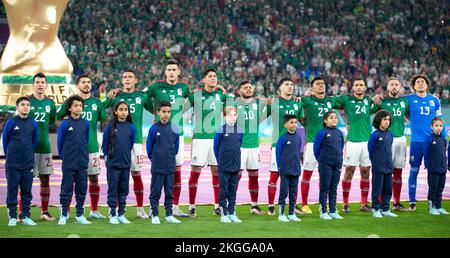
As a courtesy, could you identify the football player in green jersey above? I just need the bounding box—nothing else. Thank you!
[143,59,190,217]
[372,77,409,211]
[102,70,154,219]
[235,80,269,215]
[186,68,232,217]
[299,77,338,215]
[27,73,57,221]
[335,79,377,213]
[266,78,303,215]
[57,75,108,219]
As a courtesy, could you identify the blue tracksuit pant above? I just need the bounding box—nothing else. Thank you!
[107,168,130,217]
[372,173,393,212]
[319,163,342,213]
[278,175,299,216]
[150,173,175,217]
[427,173,446,209]
[219,171,239,216]
[60,169,88,217]
[6,168,33,219]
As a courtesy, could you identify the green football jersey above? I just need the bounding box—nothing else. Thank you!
[267,96,303,147]
[372,97,409,137]
[188,88,231,139]
[235,98,268,148]
[301,96,337,143]
[102,91,153,144]
[143,81,190,135]
[336,95,376,142]
[29,96,56,154]
[57,96,107,153]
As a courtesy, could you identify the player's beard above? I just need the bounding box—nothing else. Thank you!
[389,90,399,97]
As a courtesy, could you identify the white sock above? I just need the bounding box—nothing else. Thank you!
[251,202,257,207]
[189,204,195,210]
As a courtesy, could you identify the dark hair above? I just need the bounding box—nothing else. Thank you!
[157,100,172,111]
[431,117,444,126]
[16,96,30,106]
[202,68,217,78]
[123,69,136,76]
[239,80,251,88]
[310,77,324,87]
[283,114,297,124]
[411,74,430,88]
[352,78,366,86]
[108,101,133,158]
[166,59,179,67]
[65,95,84,116]
[323,110,338,127]
[76,74,91,85]
[278,77,292,88]
[372,110,391,129]
[33,72,47,84]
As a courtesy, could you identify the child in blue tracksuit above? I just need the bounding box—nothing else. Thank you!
[424,117,449,215]
[368,110,397,218]
[3,97,38,226]
[147,101,181,224]
[276,114,302,222]
[214,106,243,223]
[314,111,344,220]
[57,95,90,225]
[102,101,136,224]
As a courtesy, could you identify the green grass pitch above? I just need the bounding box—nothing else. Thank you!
[1,201,449,238]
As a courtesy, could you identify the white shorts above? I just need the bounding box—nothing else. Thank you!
[303,142,318,171]
[176,136,185,166]
[392,136,407,169]
[269,148,278,172]
[131,144,144,172]
[344,141,371,167]
[87,152,101,175]
[240,147,260,170]
[33,153,54,177]
[191,139,217,166]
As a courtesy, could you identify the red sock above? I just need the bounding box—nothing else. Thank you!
[342,180,352,205]
[18,191,22,215]
[267,171,279,205]
[173,166,182,206]
[132,173,144,207]
[40,182,50,213]
[236,170,243,191]
[188,171,201,205]
[212,174,220,205]
[378,195,382,204]
[360,179,370,206]
[301,170,313,206]
[392,168,402,205]
[89,181,100,211]
[248,169,259,203]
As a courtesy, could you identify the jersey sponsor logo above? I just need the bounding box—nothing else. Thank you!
[225,133,229,137]
[351,100,355,104]
[326,134,331,137]
[162,90,167,93]
[68,127,74,131]
[432,141,436,144]
[157,132,161,136]
[387,103,392,106]
[14,126,19,130]
[314,102,318,106]
[237,105,243,109]
[413,100,418,103]
[379,137,383,141]
[136,97,141,104]
[31,106,35,110]
[287,141,291,145]
[280,105,284,109]
[92,104,97,111]
[119,98,125,102]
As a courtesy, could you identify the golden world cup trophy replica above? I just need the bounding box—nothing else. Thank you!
[0,0,76,118]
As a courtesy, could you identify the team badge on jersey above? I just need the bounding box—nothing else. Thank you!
[430,100,435,106]
[215,94,221,101]
[45,105,50,113]
[252,103,257,110]
[294,104,298,110]
[178,88,182,96]
[364,99,368,105]
[327,102,331,109]
[92,104,97,111]
[400,101,405,108]
[136,97,141,104]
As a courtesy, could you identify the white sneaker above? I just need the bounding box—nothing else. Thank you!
[165,216,181,224]
[22,217,37,226]
[220,215,232,223]
[172,206,189,217]
[228,214,242,223]
[109,216,119,224]
[89,210,106,219]
[381,210,398,217]
[438,208,449,215]
[118,215,131,224]
[137,207,149,219]
[329,212,344,220]
[8,218,17,226]
[75,215,92,225]
[151,216,161,224]
[287,214,301,222]
[372,210,383,218]
[320,212,332,220]
[58,216,67,225]
[278,215,289,222]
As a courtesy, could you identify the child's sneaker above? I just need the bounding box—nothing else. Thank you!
[329,212,343,220]
[165,216,181,224]
[75,215,92,224]
[118,215,131,224]
[372,210,383,218]
[229,214,242,223]
[438,208,449,215]
[172,206,189,217]
[151,216,161,224]
[320,212,332,220]
[287,214,301,222]
[58,216,67,225]
[8,218,17,227]
[220,215,232,223]
[278,215,289,222]
[89,210,106,219]
[381,210,398,217]
[136,207,149,219]
[22,217,37,226]
[109,216,119,224]
[429,208,440,215]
